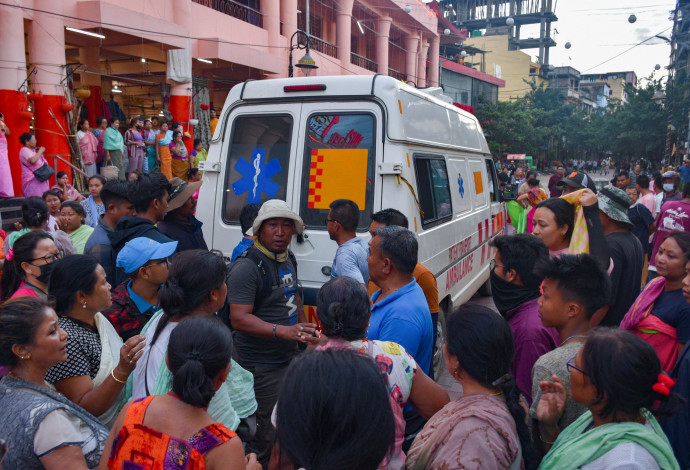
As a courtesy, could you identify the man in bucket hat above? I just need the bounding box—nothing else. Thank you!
[597,185,644,326]
[226,199,318,467]
[157,178,207,252]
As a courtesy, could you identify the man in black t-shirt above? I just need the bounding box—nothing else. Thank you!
[227,199,319,467]
[597,185,644,326]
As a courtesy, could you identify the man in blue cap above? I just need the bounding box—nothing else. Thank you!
[103,237,177,340]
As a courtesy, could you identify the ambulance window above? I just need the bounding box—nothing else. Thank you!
[298,113,376,231]
[485,158,498,202]
[222,115,292,224]
[414,156,453,227]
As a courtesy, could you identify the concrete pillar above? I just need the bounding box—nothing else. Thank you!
[79,48,102,125]
[418,39,429,87]
[281,0,298,78]
[336,0,355,70]
[0,0,30,196]
[376,16,392,75]
[428,35,440,87]
[170,0,194,158]
[169,82,193,156]
[29,0,70,188]
[404,35,420,84]
[261,0,281,56]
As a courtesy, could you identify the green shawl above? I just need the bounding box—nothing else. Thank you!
[68,224,94,254]
[539,409,680,470]
[124,310,257,431]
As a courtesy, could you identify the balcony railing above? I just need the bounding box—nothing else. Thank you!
[309,35,337,58]
[351,52,377,72]
[192,0,262,27]
[388,68,406,81]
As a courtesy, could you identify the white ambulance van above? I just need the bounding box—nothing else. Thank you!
[197,75,507,374]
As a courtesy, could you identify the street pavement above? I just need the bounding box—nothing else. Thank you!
[436,292,498,400]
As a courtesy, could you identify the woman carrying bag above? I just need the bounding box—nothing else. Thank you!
[18,132,53,197]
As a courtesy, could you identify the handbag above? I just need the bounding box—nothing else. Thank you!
[32,163,55,182]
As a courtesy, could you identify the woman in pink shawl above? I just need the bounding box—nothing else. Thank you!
[621,231,690,372]
[77,119,98,177]
[406,304,537,470]
[18,132,50,198]
[0,113,14,198]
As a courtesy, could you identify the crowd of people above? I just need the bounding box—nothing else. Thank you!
[0,150,689,469]
[0,112,213,202]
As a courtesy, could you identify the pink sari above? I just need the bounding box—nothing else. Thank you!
[620,277,679,372]
[0,130,14,197]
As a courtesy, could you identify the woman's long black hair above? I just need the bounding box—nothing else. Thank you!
[446,303,538,470]
[152,250,227,346]
[167,315,233,408]
[275,348,395,470]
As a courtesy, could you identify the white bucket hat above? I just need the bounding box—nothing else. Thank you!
[248,199,305,236]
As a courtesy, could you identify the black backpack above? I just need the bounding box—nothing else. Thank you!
[217,248,298,330]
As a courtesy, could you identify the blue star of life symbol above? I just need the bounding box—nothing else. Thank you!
[458,173,465,198]
[232,148,282,203]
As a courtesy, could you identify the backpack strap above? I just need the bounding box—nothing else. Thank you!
[237,247,298,311]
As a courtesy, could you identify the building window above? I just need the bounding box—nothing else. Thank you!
[414,155,453,227]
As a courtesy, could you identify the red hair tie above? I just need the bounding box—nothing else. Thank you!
[653,374,676,397]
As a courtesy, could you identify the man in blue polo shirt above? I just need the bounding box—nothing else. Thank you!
[368,225,433,449]
[103,237,177,340]
[367,225,433,374]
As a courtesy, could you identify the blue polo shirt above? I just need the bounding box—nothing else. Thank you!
[369,279,433,375]
[126,280,159,316]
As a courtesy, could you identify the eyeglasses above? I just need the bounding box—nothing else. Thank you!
[566,356,588,376]
[489,259,505,271]
[324,218,337,225]
[30,250,63,264]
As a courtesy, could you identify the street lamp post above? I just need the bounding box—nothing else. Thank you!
[289,30,318,78]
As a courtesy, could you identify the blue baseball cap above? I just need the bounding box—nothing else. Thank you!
[116,237,178,274]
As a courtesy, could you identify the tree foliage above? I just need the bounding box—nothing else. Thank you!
[474,77,667,164]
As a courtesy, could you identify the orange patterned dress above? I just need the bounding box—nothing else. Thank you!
[107,395,236,469]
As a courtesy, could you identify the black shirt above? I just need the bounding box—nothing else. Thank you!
[227,246,299,368]
[602,231,644,327]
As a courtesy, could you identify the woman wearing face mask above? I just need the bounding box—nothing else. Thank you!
[532,194,610,269]
[1,231,60,300]
[621,231,690,372]
[45,255,146,427]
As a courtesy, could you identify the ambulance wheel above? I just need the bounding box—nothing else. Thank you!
[432,301,449,381]
[477,276,492,297]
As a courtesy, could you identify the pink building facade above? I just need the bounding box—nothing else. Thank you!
[0,0,446,193]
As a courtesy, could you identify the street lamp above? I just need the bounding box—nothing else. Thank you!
[289,30,318,78]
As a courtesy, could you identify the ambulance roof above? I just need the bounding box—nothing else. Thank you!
[227,75,491,155]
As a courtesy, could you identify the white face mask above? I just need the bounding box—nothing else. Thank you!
[663,183,675,192]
